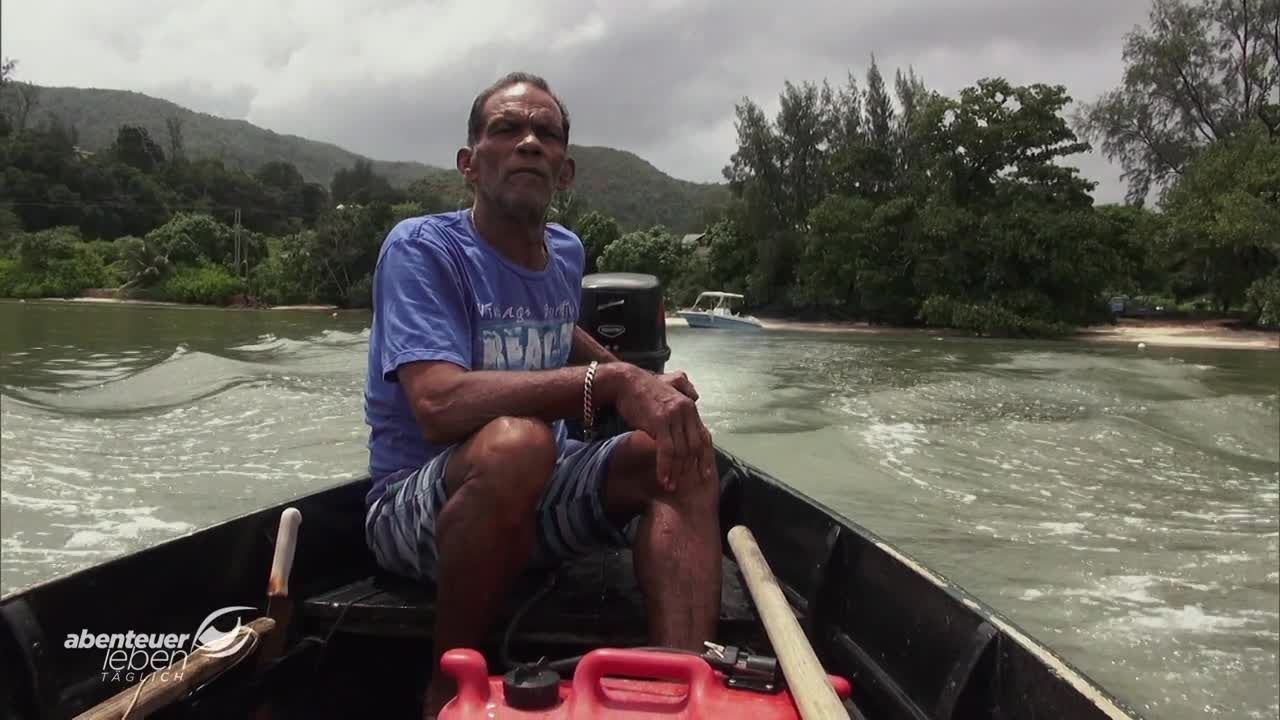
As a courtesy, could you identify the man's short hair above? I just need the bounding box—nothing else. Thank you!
[467,72,571,146]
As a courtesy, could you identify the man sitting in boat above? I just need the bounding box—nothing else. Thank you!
[361,72,723,718]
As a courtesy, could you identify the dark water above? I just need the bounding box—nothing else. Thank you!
[1,299,1277,719]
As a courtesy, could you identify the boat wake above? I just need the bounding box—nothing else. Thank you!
[694,335,1277,719]
[2,329,373,417]
[0,327,375,595]
[3,347,265,417]
[228,328,369,357]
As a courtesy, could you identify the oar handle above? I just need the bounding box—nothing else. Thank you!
[267,507,301,598]
[728,525,848,720]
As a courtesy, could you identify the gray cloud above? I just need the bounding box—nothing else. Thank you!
[2,0,1152,202]
[150,80,258,120]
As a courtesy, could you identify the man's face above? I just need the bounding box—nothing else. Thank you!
[458,82,574,220]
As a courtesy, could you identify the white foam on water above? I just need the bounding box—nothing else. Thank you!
[59,512,194,550]
[2,536,105,558]
[1206,552,1253,564]
[1171,510,1220,522]
[861,421,926,455]
[1125,605,1257,633]
[0,490,83,515]
[1069,545,1121,553]
[1177,580,1220,592]
[64,530,116,549]
[230,334,283,352]
[1021,589,1045,601]
[1074,574,1164,605]
[1039,521,1088,536]
[36,461,94,480]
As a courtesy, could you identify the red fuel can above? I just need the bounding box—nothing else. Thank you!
[437,647,852,719]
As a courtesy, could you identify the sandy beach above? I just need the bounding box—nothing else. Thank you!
[1073,318,1278,351]
[11,297,1276,350]
[667,315,1279,351]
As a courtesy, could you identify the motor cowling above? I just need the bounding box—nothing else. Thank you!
[576,272,670,373]
[571,272,670,440]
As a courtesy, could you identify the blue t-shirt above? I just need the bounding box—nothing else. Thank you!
[363,209,585,506]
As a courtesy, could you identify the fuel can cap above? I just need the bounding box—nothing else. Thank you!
[503,665,561,710]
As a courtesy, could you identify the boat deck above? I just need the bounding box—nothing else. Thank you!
[301,549,766,649]
[270,550,777,720]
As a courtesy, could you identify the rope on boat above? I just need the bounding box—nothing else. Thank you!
[495,564,732,676]
[499,571,560,671]
[119,673,152,720]
[311,586,384,671]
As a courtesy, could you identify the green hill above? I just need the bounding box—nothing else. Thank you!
[16,85,730,232]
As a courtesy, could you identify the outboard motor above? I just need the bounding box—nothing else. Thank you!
[577,272,671,373]
[573,272,671,439]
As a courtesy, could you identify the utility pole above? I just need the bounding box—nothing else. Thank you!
[233,208,243,279]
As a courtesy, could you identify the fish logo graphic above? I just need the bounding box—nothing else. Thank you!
[192,606,257,658]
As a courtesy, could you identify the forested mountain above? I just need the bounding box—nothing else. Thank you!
[9,85,728,232]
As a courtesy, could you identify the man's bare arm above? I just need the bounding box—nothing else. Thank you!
[568,325,619,365]
[399,358,708,490]
[569,326,699,402]
[399,360,635,446]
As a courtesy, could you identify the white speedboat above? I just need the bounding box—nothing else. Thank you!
[676,291,764,330]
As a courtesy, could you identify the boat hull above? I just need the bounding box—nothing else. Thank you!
[0,448,1140,720]
[676,311,763,330]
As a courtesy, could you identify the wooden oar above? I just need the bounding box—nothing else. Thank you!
[76,508,302,720]
[252,507,302,720]
[258,507,302,666]
[74,617,274,720]
[727,525,848,720]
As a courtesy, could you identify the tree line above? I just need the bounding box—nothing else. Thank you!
[595,0,1279,335]
[0,56,470,306]
[2,0,1277,333]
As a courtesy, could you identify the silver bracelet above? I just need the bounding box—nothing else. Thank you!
[583,360,599,440]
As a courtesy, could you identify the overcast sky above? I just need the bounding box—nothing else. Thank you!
[3,0,1151,203]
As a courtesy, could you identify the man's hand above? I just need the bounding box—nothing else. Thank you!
[660,371,699,401]
[607,365,712,493]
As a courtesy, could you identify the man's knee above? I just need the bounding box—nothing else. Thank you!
[472,416,557,475]
[445,416,558,520]
[606,431,720,515]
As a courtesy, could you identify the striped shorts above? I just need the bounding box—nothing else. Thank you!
[364,432,636,584]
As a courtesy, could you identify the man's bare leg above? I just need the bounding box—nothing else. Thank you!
[603,431,722,649]
[422,416,558,718]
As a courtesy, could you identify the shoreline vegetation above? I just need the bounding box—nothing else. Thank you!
[2,0,1277,344]
[7,294,1275,351]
